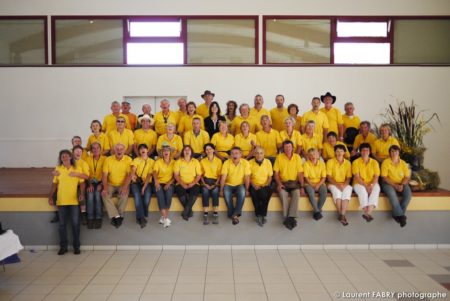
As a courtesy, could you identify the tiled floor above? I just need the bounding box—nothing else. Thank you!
[0,248,449,301]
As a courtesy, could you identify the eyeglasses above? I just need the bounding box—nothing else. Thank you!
[116,120,125,123]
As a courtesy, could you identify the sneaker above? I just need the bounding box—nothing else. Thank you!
[73,248,81,255]
[283,217,293,230]
[256,216,263,227]
[159,216,164,224]
[203,214,209,225]
[115,216,123,228]
[188,210,193,218]
[262,216,267,224]
[212,213,219,224]
[313,212,323,221]
[181,212,189,221]
[94,219,102,229]
[87,220,94,229]
[163,218,171,228]
[81,213,88,226]
[50,211,59,223]
[58,248,67,255]
[111,218,118,228]
[399,216,407,227]
[139,217,147,228]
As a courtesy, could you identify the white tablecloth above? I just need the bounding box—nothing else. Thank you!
[0,230,23,261]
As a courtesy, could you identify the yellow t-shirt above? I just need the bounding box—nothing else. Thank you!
[177,114,204,135]
[322,141,350,161]
[302,133,323,152]
[342,114,361,131]
[76,159,90,178]
[131,157,155,182]
[293,115,302,132]
[153,158,175,184]
[270,107,289,132]
[200,156,223,180]
[234,133,257,157]
[320,107,343,135]
[303,160,326,184]
[326,158,352,184]
[53,165,85,206]
[107,129,134,151]
[381,158,411,184]
[156,134,183,157]
[86,133,110,152]
[221,158,251,186]
[175,110,187,124]
[373,136,400,160]
[211,133,235,158]
[174,158,202,183]
[273,153,303,182]
[353,132,377,152]
[250,107,271,131]
[86,155,106,182]
[256,129,282,157]
[102,113,131,133]
[249,158,273,186]
[183,130,210,154]
[196,103,210,119]
[123,112,138,131]
[301,110,330,140]
[352,157,380,185]
[102,155,132,186]
[279,130,303,151]
[133,129,157,149]
[153,111,178,135]
[231,116,258,135]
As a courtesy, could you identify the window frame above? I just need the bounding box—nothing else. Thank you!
[0,15,48,66]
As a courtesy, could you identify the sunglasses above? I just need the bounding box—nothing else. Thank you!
[116,120,125,123]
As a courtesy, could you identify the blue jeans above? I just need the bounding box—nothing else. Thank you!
[155,183,174,210]
[131,182,152,220]
[381,182,412,217]
[201,186,219,208]
[58,205,80,250]
[304,184,327,213]
[86,183,102,220]
[223,185,245,218]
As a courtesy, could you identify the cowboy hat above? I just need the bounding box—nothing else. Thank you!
[201,90,215,98]
[320,92,336,104]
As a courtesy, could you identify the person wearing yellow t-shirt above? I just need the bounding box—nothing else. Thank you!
[231,103,258,135]
[326,144,353,226]
[322,132,350,161]
[250,94,271,131]
[351,121,377,158]
[342,102,361,151]
[197,90,215,118]
[200,143,223,225]
[211,121,235,161]
[101,143,132,228]
[301,97,329,142]
[86,120,110,155]
[48,149,86,255]
[381,145,411,227]
[220,147,251,225]
[121,100,138,131]
[174,98,187,124]
[133,114,157,157]
[256,115,282,163]
[85,142,106,229]
[301,121,323,158]
[107,116,134,155]
[270,94,290,132]
[249,147,273,226]
[153,145,175,228]
[130,144,155,228]
[234,121,257,159]
[352,143,380,222]
[177,101,205,136]
[287,104,302,133]
[373,124,400,163]
[224,100,238,129]
[102,101,131,133]
[153,99,178,135]
[303,148,327,221]
[72,145,90,225]
[280,116,303,154]
[184,117,210,158]
[174,146,202,221]
[71,136,88,161]
[320,92,344,141]
[156,123,183,159]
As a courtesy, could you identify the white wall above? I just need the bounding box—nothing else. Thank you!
[0,0,449,188]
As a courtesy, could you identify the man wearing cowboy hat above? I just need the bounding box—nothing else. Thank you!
[320,92,344,142]
[197,90,215,119]
[133,114,157,157]
[301,97,329,142]
[137,104,154,129]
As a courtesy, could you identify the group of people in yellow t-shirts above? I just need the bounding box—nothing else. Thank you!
[49,90,411,255]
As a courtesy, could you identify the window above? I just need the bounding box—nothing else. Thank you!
[187,18,257,64]
[125,19,184,65]
[0,17,46,65]
[53,18,123,64]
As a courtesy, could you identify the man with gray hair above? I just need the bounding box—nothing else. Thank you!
[154,99,178,135]
[102,101,131,133]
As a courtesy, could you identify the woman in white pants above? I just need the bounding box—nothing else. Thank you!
[326,144,353,226]
[352,143,380,222]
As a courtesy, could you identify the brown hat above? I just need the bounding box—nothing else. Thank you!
[320,92,336,104]
[201,90,215,98]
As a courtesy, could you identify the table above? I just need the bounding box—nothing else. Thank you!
[0,230,23,271]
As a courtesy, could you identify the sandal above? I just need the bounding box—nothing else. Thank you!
[339,215,349,226]
[232,216,239,225]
